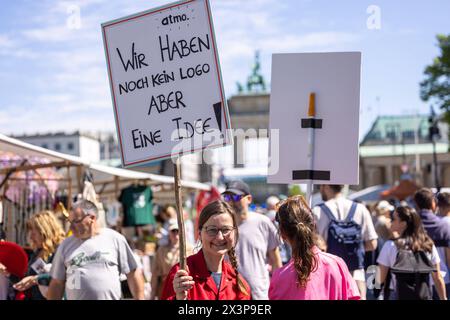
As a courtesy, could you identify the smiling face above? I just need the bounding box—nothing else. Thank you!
[200,213,236,258]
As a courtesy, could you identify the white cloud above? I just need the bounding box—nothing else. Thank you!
[0,34,38,58]
[0,104,116,134]
[0,110,9,125]
[22,20,101,43]
[23,26,73,42]
[257,32,360,52]
[1,0,363,135]
[0,35,13,48]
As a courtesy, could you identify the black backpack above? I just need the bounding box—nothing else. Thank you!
[384,244,436,300]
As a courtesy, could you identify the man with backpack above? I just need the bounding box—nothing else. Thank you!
[313,184,378,299]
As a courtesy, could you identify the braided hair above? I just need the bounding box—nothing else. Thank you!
[198,200,249,296]
[228,246,249,296]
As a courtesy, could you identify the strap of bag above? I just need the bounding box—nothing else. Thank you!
[345,202,358,222]
[319,203,337,222]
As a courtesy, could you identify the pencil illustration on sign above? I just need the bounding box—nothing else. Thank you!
[293,92,330,181]
[268,52,361,194]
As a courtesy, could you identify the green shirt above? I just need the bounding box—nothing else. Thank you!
[119,185,155,226]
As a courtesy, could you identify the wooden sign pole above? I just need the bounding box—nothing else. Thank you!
[174,156,187,270]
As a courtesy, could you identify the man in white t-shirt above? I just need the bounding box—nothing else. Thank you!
[47,200,145,300]
[313,184,378,300]
[222,180,282,300]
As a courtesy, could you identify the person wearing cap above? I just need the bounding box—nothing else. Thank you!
[266,196,292,265]
[373,200,395,245]
[265,196,280,222]
[222,180,282,300]
[150,219,193,299]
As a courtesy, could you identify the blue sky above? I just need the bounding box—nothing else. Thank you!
[0,0,449,140]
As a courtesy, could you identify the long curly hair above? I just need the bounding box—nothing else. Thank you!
[26,210,65,261]
[198,200,249,297]
[276,195,318,288]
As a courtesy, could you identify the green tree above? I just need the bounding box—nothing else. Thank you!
[288,184,304,197]
[420,34,450,130]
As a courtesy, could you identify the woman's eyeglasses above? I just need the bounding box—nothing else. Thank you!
[202,226,235,237]
[222,194,244,202]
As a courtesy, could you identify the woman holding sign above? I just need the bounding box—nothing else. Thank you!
[161,200,251,300]
[269,196,360,300]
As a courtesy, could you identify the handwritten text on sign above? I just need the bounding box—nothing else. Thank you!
[102,0,231,167]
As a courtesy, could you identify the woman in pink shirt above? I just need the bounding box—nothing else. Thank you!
[269,195,360,300]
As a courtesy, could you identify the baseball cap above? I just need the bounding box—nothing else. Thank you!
[223,180,250,196]
[266,196,280,207]
[376,200,394,212]
[168,219,179,231]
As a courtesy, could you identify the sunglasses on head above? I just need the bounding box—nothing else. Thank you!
[222,193,245,202]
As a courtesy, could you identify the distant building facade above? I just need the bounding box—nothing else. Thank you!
[224,93,288,204]
[13,131,101,163]
[359,115,450,189]
[98,132,121,160]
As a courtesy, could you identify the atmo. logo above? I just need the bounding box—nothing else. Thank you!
[162,14,189,26]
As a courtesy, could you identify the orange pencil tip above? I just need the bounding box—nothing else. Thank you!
[308,92,315,117]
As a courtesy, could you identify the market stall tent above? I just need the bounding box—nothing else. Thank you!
[0,133,210,243]
[0,133,209,201]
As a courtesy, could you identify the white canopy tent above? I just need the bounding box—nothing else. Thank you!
[0,133,210,207]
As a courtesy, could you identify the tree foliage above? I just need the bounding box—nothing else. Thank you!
[420,34,450,116]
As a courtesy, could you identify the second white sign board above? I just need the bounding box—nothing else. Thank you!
[268,52,361,185]
[102,0,231,167]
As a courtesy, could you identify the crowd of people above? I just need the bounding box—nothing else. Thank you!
[0,180,449,300]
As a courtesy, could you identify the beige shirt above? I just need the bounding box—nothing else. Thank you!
[151,243,193,298]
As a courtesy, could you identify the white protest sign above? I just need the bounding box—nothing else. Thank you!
[102,0,231,167]
[268,52,361,185]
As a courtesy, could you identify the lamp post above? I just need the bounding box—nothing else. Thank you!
[428,106,441,192]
